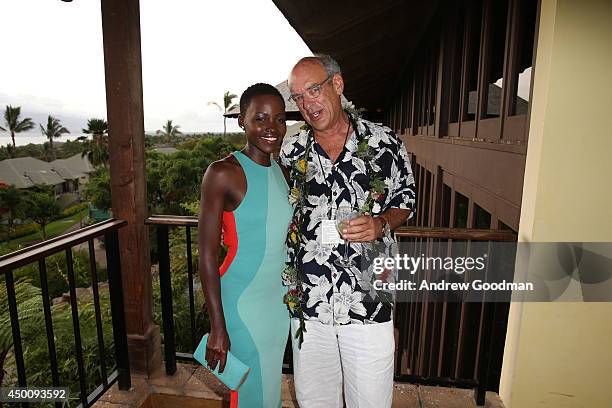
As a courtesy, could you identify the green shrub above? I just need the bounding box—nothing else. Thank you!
[1,223,39,240]
[58,202,88,219]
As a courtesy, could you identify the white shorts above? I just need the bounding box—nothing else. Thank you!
[290,319,395,408]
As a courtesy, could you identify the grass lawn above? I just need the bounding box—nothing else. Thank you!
[0,209,88,254]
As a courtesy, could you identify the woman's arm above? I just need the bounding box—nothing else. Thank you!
[198,161,231,372]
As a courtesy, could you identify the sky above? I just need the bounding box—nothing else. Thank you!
[0,0,311,134]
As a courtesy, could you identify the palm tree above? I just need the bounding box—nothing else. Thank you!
[79,118,109,168]
[39,115,69,160]
[207,91,238,137]
[0,105,35,155]
[156,120,181,144]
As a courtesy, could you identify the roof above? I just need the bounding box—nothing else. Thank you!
[272,0,440,113]
[0,157,65,188]
[51,162,86,180]
[224,80,349,121]
[153,147,179,155]
[52,153,95,175]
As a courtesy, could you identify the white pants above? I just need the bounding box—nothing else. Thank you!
[290,319,394,408]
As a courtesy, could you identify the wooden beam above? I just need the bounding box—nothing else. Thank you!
[101,0,162,376]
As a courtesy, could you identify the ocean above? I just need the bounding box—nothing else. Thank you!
[0,132,88,147]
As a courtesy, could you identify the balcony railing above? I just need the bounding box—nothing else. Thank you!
[147,215,516,407]
[0,219,130,407]
[394,226,517,405]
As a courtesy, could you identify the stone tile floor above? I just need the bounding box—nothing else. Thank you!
[93,363,505,408]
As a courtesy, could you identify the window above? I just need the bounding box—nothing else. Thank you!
[428,47,438,129]
[481,0,510,119]
[423,170,432,226]
[449,5,466,124]
[403,77,413,134]
[440,184,452,227]
[498,221,516,233]
[419,62,428,131]
[463,0,484,121]
[509,0,537,116]
[473,203,491,229]
[454,192,469,228]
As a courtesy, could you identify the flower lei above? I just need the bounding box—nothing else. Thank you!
[283,113,386,348]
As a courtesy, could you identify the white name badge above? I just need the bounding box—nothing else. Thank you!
[321,219,343,245]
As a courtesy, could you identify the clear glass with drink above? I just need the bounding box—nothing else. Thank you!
[334,205,358,267]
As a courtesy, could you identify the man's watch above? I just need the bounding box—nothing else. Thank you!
[377,215,391,238]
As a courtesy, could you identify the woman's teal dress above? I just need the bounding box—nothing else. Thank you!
[217,151,292,407]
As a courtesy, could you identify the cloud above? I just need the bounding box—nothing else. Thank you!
[0,0,311,134]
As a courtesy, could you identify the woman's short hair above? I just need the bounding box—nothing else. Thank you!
[239,83,285,114]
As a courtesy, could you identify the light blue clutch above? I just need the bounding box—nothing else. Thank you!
[193,333,250,390]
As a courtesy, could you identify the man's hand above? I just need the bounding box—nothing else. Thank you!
[341,215,383,242]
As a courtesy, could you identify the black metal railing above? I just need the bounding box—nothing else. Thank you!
[146,215,199,375]
[393,226,517,406]
[0,219,131,407]
[147,216,516,406]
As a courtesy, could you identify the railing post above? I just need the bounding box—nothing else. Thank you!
[157,224,177,375]
[185,227,197,352]
[65,248,88,406]
[105,229,131,390]
[38,259,61,389]
[5,270,27,389]
[474,301,495,406]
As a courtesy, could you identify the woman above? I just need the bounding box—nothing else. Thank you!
[198,83,292,408]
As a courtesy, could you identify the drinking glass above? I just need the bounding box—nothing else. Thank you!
[334,205,358,267]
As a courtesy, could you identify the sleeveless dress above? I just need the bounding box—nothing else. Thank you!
[218,151,292,408]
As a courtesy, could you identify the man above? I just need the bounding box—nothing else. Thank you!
[279,54,416,407]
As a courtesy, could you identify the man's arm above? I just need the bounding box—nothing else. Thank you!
[342,126,416,242]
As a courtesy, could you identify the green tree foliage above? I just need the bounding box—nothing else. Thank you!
[208,91,238,137]
[59,139,85,158]
[0,185,24,241]
[0,105,35,155]
[146,136,241,214]
[156,120,182,144]
[24,189,61,240]
[39,115,70,160]
[84,168,112,211]
[80,118,109,168]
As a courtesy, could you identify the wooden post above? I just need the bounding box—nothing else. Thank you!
[100,0,162,376]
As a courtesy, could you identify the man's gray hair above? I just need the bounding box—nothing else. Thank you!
[314,53,342,77]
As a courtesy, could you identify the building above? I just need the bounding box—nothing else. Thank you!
[0,157,71,194]
[0,154,94,208]
[52,152,96,188]
[152,147,179,155]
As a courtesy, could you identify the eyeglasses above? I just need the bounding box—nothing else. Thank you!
[289,74,333,104]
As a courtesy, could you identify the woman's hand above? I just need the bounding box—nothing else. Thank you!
[206,328,231,373]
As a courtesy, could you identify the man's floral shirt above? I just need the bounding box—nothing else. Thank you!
[279,115,416,325]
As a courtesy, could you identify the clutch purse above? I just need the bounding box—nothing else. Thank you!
[193,333,250,390]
